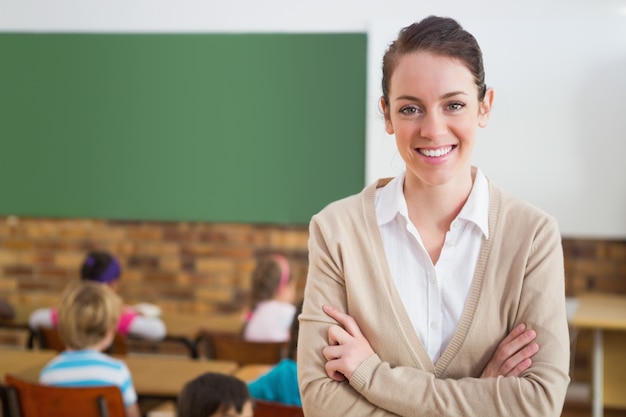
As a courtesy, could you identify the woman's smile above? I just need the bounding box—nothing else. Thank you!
[417,145,455,158]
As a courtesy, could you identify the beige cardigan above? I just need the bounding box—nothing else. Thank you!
[298,178,570,417]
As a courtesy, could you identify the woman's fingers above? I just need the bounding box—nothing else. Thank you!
[499,323,527,347]
[325,360,347,381]
[504,342,539,377]
[322,305,376,381]
[481,323,539,378]
[323,343,343,361]
[323,305,364,338]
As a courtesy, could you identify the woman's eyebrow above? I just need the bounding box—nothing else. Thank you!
[394,91,468,103]
[440,91,467,99]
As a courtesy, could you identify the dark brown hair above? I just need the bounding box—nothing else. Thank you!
[177,372,250,417]
[80,251,121,284]
[381,15,487,116]
[248,254,292,311]
[287,299,303,360]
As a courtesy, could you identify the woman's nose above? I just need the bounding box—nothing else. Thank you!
[419,111,447,140]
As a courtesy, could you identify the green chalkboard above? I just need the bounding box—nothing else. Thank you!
[0,33,366,224]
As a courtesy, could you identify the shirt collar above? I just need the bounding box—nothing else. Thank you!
[376,171,407,226]
[459,168,490,239]
[375,168,490,239]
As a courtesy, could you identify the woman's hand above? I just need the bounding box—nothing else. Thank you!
[323,305,537,381]
[322,305,375,381]
[481,323,539,378]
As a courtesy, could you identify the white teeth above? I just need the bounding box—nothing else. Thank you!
[419,146,453,157]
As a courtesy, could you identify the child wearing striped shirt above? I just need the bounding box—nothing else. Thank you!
[39,280,140,417]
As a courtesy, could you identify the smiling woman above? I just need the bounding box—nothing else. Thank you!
[298,15,570,417]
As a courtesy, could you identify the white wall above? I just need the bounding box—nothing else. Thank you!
[2,0,626,237]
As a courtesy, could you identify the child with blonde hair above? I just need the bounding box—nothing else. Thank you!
[243,254,297,342]
[39,281,140,417]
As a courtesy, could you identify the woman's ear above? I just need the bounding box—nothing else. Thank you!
[478,88,494,128]
[380,97,394,134]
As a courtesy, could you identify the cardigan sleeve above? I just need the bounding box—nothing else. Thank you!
[299,212,570,417]
[299,216,401,417]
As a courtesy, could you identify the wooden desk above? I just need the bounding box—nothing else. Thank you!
[161,311,243,338]
[0,348,57,380]
[0,304,244,335]
[9,352,238,401]
[1,303,244,357]
[122,355,238,399]
[160,311,244,358]
[0,304,37,336]
[234,364,272,382]
[0,303,57,350]
[570,293,626,417]
[0,303,35,328]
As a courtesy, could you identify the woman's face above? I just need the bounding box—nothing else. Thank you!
[382,51,493,190]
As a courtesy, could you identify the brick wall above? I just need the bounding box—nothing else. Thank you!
[563,238,626,296]
[1,216,625,383]
[0,216,309,314]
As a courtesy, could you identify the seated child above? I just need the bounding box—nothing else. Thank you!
[247,300,302,406]
[29,251,166,341]
[177,372,253,417]
[39,281,141,417]
[0,297,15,319]
[243,254,297,342]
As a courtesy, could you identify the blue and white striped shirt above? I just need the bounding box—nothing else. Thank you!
[39,350,137,407]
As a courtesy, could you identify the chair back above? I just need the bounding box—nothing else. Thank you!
[35,326,128,355]
[198,331,288,366]
[254,400,304,417]
[4,374,126,417]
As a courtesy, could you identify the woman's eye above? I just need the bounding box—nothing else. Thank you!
[399,105,420,115]
[447,102,465,111]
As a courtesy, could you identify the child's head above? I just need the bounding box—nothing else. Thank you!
[249,254,296,310]
[81,251,121,289]
[177,372,253,417]
[57,281,122,351]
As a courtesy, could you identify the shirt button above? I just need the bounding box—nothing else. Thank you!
[430,321,439,330]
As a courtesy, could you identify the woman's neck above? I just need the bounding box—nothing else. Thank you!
[404,171,474,227]
[403,168,475,264]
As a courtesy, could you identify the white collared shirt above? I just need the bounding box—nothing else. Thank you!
[375,168,490,363]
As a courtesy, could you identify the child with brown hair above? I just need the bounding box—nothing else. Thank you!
[243,254,297,342]
[177,372,253,417]
[39,281,141,417]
